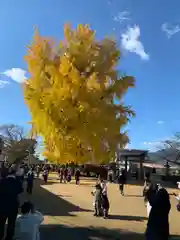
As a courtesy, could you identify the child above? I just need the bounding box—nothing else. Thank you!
[101,194,109,219]
[14,201,44,240]
[100,180,109,219]
[91,183,102,217]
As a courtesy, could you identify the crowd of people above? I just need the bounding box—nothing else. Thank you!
[0,161,85,240]
[91,169,180,240]
[58,167,81,185]
[0,161,179,240]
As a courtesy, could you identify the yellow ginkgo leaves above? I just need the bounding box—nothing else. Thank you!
[23,24,135,164]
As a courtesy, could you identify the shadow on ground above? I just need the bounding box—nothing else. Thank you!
[21,179,148,220]
[108,215,147,221]
[21,179,180,240]
[21,179,92,217]
[40,224,180,240]
[40,224,145,240]
[125,194,143,197]
[74,183,94,187]
[126,180,178,189]
[45,175,179,190]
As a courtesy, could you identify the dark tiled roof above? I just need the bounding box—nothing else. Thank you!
[117,149,148,156]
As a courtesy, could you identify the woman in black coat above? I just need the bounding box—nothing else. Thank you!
[145,187,171,240]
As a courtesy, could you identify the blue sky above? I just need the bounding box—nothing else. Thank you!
[0,0,180,152]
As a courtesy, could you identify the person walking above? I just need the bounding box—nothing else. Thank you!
[36,165,41,178]
[43,168,48,183]
[58,168,64,183]
[107,169,113,183]
[64,167,68,183]
[118,169,126,196]
[26,169,34,195]
[0,167,23,240]
[67,168,72,182]
[75,168,80,185]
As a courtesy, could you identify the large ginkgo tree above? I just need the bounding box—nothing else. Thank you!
[23,24,135,164]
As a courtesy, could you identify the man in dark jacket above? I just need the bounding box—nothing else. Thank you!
[0,168,23,240]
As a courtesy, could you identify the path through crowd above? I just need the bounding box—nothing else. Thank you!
[21,177,180,240]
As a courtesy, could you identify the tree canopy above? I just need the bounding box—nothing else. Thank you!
[155,132,180,166]
[23,24,135,164]
[0,124,37,164]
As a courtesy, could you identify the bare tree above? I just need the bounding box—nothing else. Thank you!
[0,124,37,164]
[157,132,180,166]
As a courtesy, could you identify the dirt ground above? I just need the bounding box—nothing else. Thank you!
[21,176,180,240]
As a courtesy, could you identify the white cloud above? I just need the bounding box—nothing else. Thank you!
[143,142,152,145]
[121,25,149,60]
[2,68,27,83]
[0,80,9,88]
[161,23,180,38]
[157,120,164,124]
[143,141,160,146]
[114,11,130,24]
